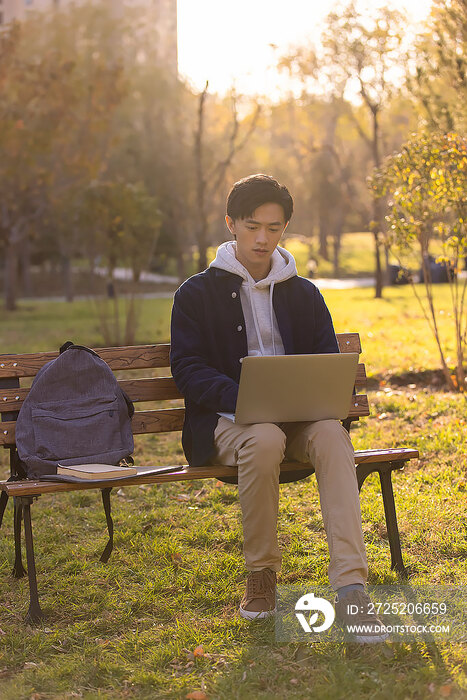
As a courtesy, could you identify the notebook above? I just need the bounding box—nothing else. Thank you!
[219,353,359,424]
[41,463,182,483]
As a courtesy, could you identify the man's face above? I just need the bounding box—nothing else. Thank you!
[225,202,288,278]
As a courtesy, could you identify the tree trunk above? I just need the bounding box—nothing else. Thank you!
[332,203,345,276]
[373,230,383,299]
[197,228,208,272]
[20,237,33,298]
[372,108,384,298]
[177,251,186,284]
[195,84,209,273]
[61,255,74,302]
[4,241,19,311]
[319,215,329,260]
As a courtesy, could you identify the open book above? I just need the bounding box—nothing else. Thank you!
[56,463,182,481]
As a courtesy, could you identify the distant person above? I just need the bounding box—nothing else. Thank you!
[306,256,318,278]
[170,174,387,643]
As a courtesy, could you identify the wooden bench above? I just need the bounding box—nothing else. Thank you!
[0,335,419,622]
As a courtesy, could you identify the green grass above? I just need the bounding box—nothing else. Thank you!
[0,287,466,699]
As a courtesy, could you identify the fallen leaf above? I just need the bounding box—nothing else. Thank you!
[24,662,38,669]
[0,628,5,635]
[378,413,388,420]
[174,494,190,501]
[380,644,394,659]
[427,683,436,694]
[185,692,208,700]
[172,553,182,564]
[193,645,204,657]
[215,481,224,488]
[290,678,299,685]
[294,645,312,663]
[194,488,207,498]
[439,685,452,697]
[241,671,247,681]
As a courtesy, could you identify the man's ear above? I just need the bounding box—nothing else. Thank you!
[225,215,236,239]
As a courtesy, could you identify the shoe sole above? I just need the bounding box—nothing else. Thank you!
[239,606,276,620]
[350,631,390,644]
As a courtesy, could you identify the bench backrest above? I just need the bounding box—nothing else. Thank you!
[0,334,369,451]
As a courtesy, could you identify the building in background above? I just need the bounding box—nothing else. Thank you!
[0,0,178,76]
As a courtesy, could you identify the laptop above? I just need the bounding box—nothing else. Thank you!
[219,353,359,424]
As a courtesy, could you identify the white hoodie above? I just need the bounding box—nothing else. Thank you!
[209,241,298,357]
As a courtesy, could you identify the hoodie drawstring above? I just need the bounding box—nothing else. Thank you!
[248,286,267,356]
[270,282,276,356]
[248,281,277,356]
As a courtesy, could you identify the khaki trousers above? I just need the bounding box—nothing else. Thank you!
[212,417,368,590]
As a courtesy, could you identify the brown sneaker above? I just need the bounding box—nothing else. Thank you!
[335,589,389,644]
[239,568,277,620]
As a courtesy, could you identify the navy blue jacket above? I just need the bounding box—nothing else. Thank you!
[170,267,339,466]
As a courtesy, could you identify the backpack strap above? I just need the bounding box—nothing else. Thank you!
[0,472,24,529]
[60,341,99,357]
[0,490,8,529]
[99,488,114,563]
[121,389,135,419]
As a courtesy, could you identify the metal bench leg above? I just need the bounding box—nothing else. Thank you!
[13,498,27,578]
[18,497,43,623]
[100,488,114,563]
[378,469,407,577]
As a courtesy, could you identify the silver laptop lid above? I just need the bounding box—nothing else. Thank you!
[234,353,359,424]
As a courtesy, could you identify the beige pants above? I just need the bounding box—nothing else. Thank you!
[212,417,368,590]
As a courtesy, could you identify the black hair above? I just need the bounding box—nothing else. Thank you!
[226,174,293,222]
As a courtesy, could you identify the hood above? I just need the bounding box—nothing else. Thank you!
[210,240,297,357]
[209,240,297,287]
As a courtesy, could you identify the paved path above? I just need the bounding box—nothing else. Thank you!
[313,277,374,289]
[18,270,466,302]
[100,267,376,289]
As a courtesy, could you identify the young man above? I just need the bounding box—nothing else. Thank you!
[170,174,387,643]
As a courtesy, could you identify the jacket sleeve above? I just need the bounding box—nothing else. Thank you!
[170,286,239,413]
[313,288,340,353]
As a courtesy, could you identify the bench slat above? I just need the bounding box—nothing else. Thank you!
[120,378,183,402]
[337,333,361,353]
[0,395,370,446]
[0,365,368,412]
[0,334,360,379]
[0,345,172,378]
[348,394,369,418]
[131,408,185,434]
[0,449,419,496]
[0,377,184,411]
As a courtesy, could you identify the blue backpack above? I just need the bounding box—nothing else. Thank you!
[15,342,134,479]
